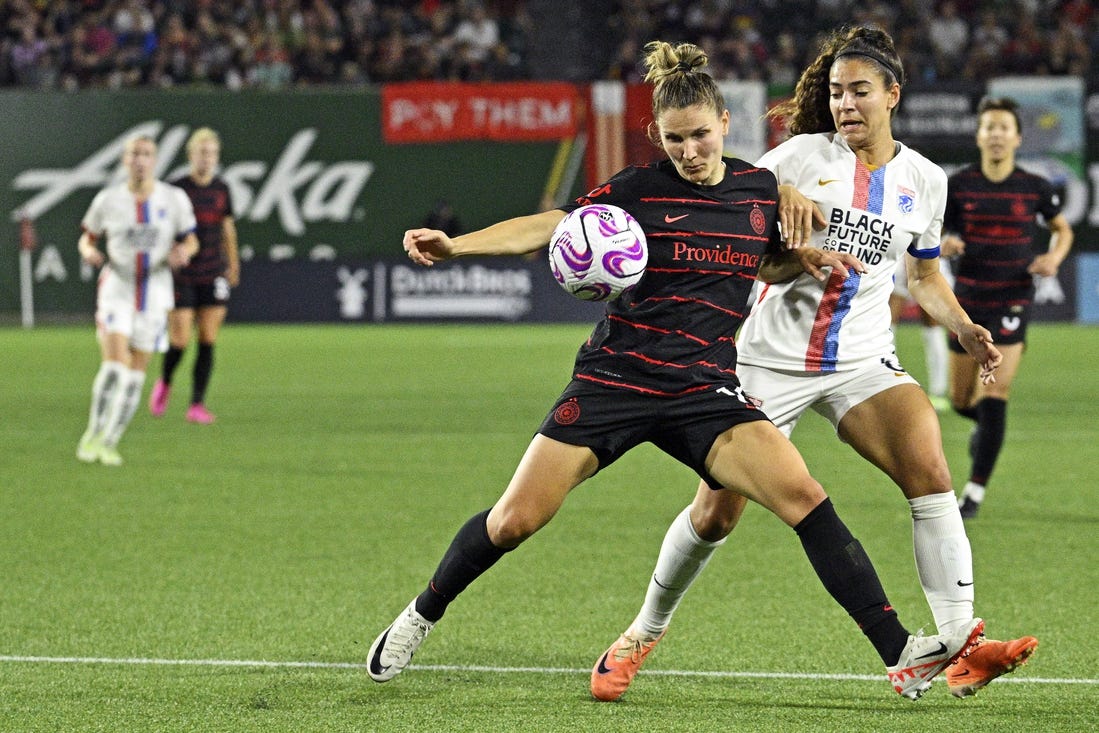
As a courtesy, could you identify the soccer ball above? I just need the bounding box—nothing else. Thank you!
[547,204,648,301]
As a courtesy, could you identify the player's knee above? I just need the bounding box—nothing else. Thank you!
[691,500,738,540]
[485,505,541,549]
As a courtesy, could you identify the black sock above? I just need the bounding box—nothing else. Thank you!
[953,404,978,421]
[193,342,214,404]
[970,397,1006,486]
[414,509,509,622]
[794,498,909,666]
[162,346,184,385]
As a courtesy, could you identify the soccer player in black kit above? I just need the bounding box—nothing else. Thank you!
[366,40,982,701]
[942,97,1074,519]
[150,127,239,424]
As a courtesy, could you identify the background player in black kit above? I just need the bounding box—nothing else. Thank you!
[366,40,982,701]
[150,127,239,425]
[942,97,1074,519]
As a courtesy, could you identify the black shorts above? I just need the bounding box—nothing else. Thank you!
[174,276,231,309]
[949,305,1030,353]
[538,377,770,488]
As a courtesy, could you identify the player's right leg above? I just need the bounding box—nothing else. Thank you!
[591,485,743,701]
[78,359,125,462]
[707,421,979,699]
[369,435,597,682]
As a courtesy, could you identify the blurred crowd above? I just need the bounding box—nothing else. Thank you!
[0,0,533,90]
[1,0,1095,91]
[604,0,1096,86]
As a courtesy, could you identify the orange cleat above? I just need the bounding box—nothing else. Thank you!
[590,628,665,702]
[947,634,1038,698]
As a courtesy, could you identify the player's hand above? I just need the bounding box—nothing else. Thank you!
[168,243,193,269]
[79,245,105,268]
[403,228,454,266]
[796,247,867,282]
[957,323,1002,385]
[1027,253,1060,278]
[225,263,240,287]
[777,184,826,249]
[940,235,965,258]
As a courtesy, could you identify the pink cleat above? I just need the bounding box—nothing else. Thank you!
[186,403,216,424]
[149,379,170,417]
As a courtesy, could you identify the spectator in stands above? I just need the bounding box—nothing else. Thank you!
[928,0,969,77]
[451,2,499,63]
[1047,14,1091,75]
[1,0,1097,90]
[1001,13,1046,75]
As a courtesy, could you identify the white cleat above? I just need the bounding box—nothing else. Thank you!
[367,600,434,682]
[887,617,984,700]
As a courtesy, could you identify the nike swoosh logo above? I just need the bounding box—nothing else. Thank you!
[953,669,972,677]
[664,214,688,223]
[914,642,947,660]
[957,580,974,586]
[595,651,613,675]
[818,178,841,186]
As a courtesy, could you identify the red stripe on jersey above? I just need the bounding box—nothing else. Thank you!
[647,266,758,280]
[134,252,149,311]
[805,270,845,370]
[851,158,871,209]
[574,372,717,397]
[645,294,746,319]
[611,348,738,375]
[607,314,710,346]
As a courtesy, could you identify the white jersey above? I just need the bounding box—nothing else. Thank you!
[82,180,196,313]
[739,133,947,372]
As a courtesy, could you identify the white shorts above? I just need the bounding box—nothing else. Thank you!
[738,357,919,437]
[892,257,954,299]
[95,268,173,353]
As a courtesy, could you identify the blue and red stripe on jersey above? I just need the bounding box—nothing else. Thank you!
[803,160,882,371]
[134,199,151,311]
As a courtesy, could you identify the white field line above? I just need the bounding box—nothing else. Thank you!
[0,655,1095,686]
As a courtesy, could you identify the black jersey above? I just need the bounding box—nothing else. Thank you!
[943,164,1062,313]
[560,158,782,397]
[171,175,234,284]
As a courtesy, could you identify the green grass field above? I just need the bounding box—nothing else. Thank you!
[0,322,1095,732]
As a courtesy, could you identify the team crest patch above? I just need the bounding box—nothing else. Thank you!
[896,185,915,214]
[553,399,580,425]
[749,205,766,235]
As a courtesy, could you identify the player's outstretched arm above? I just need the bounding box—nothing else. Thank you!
[404,210,566,266]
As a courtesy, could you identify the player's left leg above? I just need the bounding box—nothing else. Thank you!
[839,381,1038,696]
[959,342,1024,518]
[100,347,152,466]
[153,307,194,417]
[187,304,228,424]
[838,382,974,635]
[707,420,980,700]
[919,308,950,410]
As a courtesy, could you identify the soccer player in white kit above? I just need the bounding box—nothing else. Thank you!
[76,135,198,466]
[592,26,1036,703]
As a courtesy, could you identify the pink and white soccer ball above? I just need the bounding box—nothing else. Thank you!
[547,204,648,301]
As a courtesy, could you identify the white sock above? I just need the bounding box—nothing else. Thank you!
[632,505,725,639]
[922,325,948,397]
[961,481,986,504]
[909,493,974,635]
[85,361,126,438]
[103,368,147,447]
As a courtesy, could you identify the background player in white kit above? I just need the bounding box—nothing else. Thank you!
[76,135,198,466]
[593,26,1036,704]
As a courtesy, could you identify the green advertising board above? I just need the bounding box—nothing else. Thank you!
[0,89,566,316]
